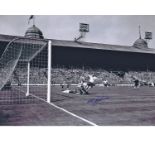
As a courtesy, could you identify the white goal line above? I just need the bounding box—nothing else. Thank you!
[12,83,134,86]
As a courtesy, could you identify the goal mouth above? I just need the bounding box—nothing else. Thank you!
[0,37,50,103]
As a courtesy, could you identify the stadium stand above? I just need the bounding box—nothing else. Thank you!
[10,67,155,86]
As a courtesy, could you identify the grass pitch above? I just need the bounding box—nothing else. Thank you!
[0,85,155,126]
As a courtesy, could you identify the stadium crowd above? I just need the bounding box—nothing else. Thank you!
[10,67,155,87]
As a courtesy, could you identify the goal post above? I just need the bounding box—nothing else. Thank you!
[25,39,52,103]
[47,40,52,103]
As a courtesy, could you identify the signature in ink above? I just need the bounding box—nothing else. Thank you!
[87,96,109,105]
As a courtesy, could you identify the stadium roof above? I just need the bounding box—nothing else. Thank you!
[52,39,155,54]
[0,34,155,54]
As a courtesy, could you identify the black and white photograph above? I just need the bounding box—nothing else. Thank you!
[1,0,155,154]
[1,15,155,126]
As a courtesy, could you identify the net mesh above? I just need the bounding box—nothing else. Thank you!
[0,37,48,104]
[0,39,22,90]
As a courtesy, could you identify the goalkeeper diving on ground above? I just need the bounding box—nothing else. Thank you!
[61,74,98,95]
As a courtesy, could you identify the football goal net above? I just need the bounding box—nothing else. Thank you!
[0,37,52,104]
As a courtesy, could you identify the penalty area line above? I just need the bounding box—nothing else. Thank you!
[29,93,98,126]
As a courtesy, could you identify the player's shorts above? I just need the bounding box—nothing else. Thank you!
[87,82,95,88]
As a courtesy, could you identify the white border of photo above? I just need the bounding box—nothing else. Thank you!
[0,1,155,155]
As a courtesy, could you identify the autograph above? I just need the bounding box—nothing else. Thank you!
[87,96,109,105]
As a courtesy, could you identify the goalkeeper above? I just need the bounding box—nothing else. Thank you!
[62,76,89,95]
